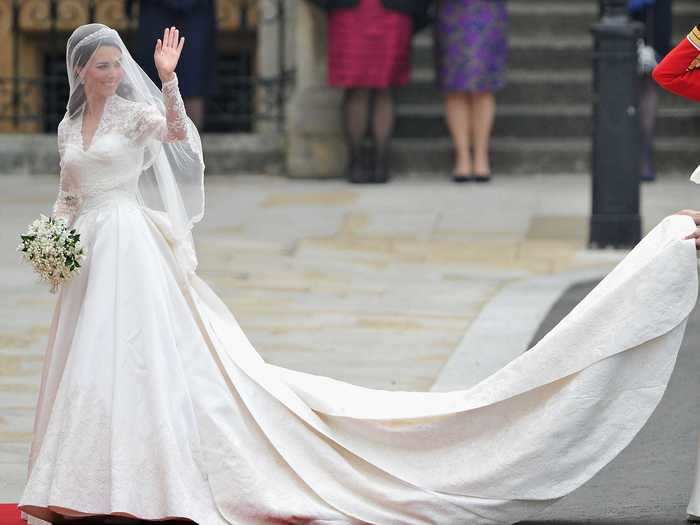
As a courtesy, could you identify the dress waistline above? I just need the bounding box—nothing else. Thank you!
[79,189,140,214]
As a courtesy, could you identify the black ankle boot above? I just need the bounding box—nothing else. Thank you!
[372,149,390,184]
[347,147,370,184]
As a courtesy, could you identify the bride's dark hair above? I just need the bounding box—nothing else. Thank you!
[67,25,134,119]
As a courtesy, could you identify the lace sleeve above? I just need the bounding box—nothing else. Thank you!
[51,120,81,225]
[134,73,189,144]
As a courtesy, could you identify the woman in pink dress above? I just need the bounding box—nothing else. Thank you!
[314,0,429,183]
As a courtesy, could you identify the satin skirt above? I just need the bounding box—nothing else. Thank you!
[18,193,700,525]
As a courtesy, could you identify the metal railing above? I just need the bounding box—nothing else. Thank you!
[0,0,293,133]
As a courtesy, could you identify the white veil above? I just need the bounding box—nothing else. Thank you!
[65,23,204,274]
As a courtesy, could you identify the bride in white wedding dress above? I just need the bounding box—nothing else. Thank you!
[18,23,700,525]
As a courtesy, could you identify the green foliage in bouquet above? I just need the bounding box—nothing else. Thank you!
[17,215,87,293]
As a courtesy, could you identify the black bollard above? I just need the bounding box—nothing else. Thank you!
[589,0,643,249]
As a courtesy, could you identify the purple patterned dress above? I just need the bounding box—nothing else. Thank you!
[434,0,508,92]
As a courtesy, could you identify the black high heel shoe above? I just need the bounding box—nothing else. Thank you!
[474,172,492,183]
[452,172,474,183]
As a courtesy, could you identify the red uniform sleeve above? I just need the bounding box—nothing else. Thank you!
[652,26,700,102]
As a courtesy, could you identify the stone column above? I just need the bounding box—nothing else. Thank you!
[286,1,344,178]
[256,0,295,137]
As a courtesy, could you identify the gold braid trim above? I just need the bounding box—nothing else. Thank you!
[687,25,700,51]
[688,55,700,71]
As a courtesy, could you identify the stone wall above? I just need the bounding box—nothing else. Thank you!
[286,2,344,178]
[0,0,260,133]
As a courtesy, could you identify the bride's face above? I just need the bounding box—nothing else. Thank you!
[81,46,124,99]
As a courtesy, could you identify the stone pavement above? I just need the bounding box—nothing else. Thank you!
[1,173,699,509]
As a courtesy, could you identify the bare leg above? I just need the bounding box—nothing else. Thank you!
[371,88,395,183]
[184,97,205,129]
[471,91,496,179]
[342,87,372,183]
[444,92,472,177]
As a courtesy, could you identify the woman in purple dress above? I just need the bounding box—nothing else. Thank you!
[434,0,508,182]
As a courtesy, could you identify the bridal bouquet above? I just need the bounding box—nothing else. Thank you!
[17,215,87,293]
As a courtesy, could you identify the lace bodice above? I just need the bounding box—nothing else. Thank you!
[52,75,188,224]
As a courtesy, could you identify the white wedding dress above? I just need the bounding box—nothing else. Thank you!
[18,76,700,524]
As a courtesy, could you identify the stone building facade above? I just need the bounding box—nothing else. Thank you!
[4,2,700,178]
[0,0,345,177]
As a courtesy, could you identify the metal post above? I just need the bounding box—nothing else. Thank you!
[589,0,643,248]
[88,0,96,23]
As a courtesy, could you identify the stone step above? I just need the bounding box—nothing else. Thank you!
[501,3,596,38]
[4,133,695,177]
[387,0,700,176]
[394,104,700,139]
[504,0,699,10]
[403,70,592,106]
[389,137,700,175]
[0,133,284,176]
[414,4,700,48]
[506,0,697,5]
[411,1,700,70]
[412,37,594,73]
[504,2,698,38]
[402,69,591,105]
[398,68,697,108]
[412,32,698,72]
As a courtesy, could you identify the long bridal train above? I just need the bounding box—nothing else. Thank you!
[20,212,699,525]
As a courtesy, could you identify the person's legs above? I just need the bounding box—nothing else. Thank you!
[370,87,395,183]
[184,97,205,130]
[342,87,371,183]
[470,91,496,181]
[175,0,217,130]
[444,92,472,181]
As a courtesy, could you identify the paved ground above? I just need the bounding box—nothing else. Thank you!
[1,172,699,521]
[520,281,700,524]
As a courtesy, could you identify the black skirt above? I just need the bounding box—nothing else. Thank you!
[135,0,218,98]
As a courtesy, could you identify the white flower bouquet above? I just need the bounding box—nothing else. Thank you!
[17,215,87,293]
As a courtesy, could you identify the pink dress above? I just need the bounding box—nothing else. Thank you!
[327,0,413,88]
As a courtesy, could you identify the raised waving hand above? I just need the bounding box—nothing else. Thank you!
[154,26,184,83]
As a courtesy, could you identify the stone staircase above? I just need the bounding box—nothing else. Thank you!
[392,0,700,175]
